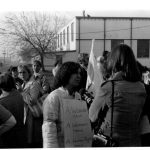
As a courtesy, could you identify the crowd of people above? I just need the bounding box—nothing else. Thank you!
[0,43,150,147]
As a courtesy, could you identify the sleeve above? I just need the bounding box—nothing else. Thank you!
[0,105,16,135]
[29,82,42,105]
[42,93,60,148]
[0,104,12,124]
[89,85,108,122]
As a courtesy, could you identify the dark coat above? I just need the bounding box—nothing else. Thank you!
[89,71,146,146]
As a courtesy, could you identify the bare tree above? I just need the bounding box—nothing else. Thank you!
[1,12,68,71]
[19,44,35,62]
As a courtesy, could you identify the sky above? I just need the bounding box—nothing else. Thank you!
[0,0,150,58]
[0,0,149,12]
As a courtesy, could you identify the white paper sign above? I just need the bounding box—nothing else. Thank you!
[62,99,93,147]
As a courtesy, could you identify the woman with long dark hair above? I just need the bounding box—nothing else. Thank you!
[42,61,82,147]
[89,44,146,146]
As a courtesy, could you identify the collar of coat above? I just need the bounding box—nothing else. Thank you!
[101,71,125,87]
[33,71,44,79]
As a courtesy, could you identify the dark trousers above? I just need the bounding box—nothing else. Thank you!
[141,133,150,146]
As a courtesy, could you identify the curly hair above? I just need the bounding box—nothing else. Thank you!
[52,61,81,90]
[0,73,16,92]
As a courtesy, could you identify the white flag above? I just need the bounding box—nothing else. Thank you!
[86,39,103,97]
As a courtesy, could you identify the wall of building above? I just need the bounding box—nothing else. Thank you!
[78,17,150,68]
[79,18,104,39]
[79,40,104,56]
[106,19,131,39]
[132,20,150,39]
[78,18,131,58]
[57,18,76,51]
[57,17,150,68]
[43,51,78,71]
[78,18,132,56]
[132,19,150,67]
[62,51,78,62]
[43,54,55,71]
[77,18,105,56]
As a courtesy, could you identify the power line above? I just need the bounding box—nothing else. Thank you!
[1,23,150,37]
[57,24,150,36]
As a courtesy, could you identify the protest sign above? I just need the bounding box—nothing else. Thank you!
[62,99,93,147]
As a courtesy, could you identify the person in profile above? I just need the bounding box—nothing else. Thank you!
[9,66,23,90]
[89,44,146,146]
[42,61,82,147]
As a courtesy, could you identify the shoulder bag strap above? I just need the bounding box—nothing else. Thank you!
[110,80,114,139]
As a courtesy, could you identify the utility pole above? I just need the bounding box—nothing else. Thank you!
[10,54,11,63]
[3,50,6,65]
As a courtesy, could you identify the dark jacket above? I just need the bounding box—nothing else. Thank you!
[89,71,146,146]
[0,90,25,148]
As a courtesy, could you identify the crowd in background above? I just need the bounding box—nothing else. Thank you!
[0,43,150,147]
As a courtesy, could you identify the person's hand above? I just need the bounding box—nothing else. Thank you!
[16,83,23,92]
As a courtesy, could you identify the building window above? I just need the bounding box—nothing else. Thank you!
[111,39,124,50]
[71,22,74,41]
[63,30,65,45]
[67,26,69,43]
[60,32,62,47]
[137,40,149,58]
[57,35,59,48]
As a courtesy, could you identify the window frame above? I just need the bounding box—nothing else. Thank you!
[67,26,69,43]
[111,39,124,50]
[63,30,65,45]
[71,22,74,41]
[60,32,62,47]
[57,34,59,48]
[137,39,149,58]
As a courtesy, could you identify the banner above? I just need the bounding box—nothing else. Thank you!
[86,39,103,96]
[62,99,93,147]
